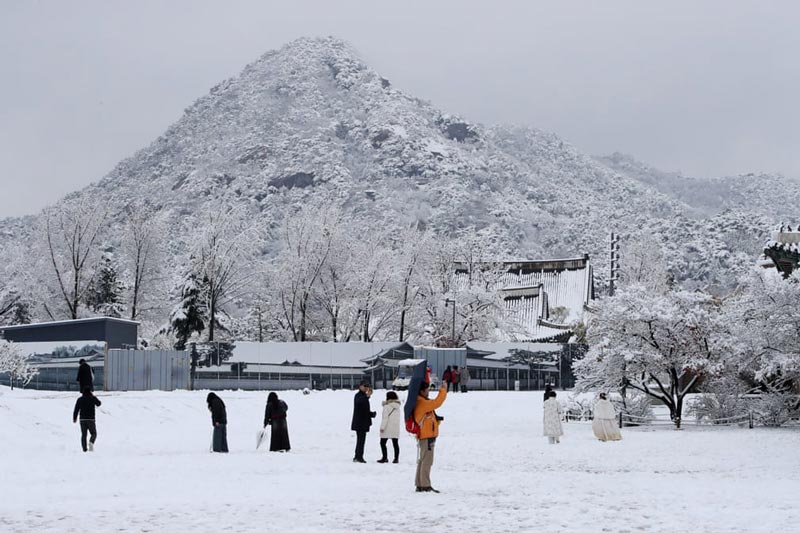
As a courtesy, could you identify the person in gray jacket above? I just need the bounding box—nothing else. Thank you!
[459,366,471,392]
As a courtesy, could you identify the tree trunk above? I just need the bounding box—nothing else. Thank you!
[208,290,216,342]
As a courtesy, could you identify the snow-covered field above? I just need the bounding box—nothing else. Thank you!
[1,387,798,533]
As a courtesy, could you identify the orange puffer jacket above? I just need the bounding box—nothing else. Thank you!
[413,386,448,440]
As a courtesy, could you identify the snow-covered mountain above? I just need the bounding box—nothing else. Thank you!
[1,36,798,318]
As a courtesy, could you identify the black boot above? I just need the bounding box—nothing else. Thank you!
[392,455,399,464]
[377,457,388,463]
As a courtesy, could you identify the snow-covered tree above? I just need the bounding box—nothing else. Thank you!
[408,229,510,346]
[164,273,207,350]
[85,252,126,318]
[191,206,261,342]
[392,226,430,342]
[0,340,38,389]
[342,231,398,342]
[123,202,165,321]
[42,199,108,319]
[270,202,339,341]
[576,284,725,427]
[722,269,800,394]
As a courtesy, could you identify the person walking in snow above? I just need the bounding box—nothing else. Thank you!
[72,388,101,452]
[459,366,470,393]
[413,381,448,493]
[592,393,622,442]
[206,392,228,453]
[451,366,460,393]
[76,359,94,392]
[543,390,563,444]
[351,380,376,463]
[442,366,453,392]
[264,392,291,452]
[377,390,401,463]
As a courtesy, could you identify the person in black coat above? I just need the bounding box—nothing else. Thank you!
[73,388,102,452]
[206,392,228,453]
[264,392,290,452]
[76,359,94,392]
[351,380,376,463]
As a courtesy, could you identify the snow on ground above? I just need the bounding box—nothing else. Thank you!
[1,387,798,533]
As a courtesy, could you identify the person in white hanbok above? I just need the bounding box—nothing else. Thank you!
[592,393,622,442]
[542,390,563,444]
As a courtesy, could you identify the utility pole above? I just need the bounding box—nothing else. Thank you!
[609,232,620,296]
[445,298,456,347]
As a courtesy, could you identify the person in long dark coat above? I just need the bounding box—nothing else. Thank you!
[76,359,94,392]
[264,392,290,452]
[350,380,376,463]
[206,392,228,453]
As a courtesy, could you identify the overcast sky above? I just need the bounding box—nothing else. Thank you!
[1,1,798,218]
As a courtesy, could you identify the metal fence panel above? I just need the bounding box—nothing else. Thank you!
[106,349,189,391]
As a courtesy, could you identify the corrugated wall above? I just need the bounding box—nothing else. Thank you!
[105,350,189,391]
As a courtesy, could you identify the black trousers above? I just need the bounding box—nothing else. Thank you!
[380,438,399,460]
[354,431,367,460]
[79,420,97,452]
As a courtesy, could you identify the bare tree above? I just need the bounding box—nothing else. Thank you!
[43,200,108,319]
[393,227,430,342]
[272,202,339,341]
[123,203,164,321]
[191,206,261,342]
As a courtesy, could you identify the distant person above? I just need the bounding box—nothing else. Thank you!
[76,359,94,392]
[592,393,622,442]
[351,380,376,463]
[451,367,460,393]
[543,383,553,402]
[459,366,470,393]
[442,366,453,392]
[264,392,291,452]
[378,390,401,463]
[72,388,101,452]
[206,392,228,453]
[543,390,563,444]
[413,381,448,493]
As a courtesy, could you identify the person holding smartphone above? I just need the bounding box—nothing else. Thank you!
[412,381,448,493]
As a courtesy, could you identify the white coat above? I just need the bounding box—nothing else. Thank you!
[592,399,622,441]
[379,399,402,439]
[543,398,564,438]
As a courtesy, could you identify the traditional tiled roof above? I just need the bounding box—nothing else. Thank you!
[455,256,593,342]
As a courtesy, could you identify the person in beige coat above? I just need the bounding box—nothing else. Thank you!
[592,393,622,441]
[378,391,402,463]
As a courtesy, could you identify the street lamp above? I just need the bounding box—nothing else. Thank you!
[444,298,456,347]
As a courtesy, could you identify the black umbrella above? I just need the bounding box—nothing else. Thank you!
[403,360,428,421]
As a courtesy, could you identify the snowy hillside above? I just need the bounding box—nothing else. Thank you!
[0,388,797,532]
[1,36,798,326]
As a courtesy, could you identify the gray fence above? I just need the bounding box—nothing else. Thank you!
[105,349,190,391]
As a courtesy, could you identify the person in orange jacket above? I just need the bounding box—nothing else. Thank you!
[412,381,447,493]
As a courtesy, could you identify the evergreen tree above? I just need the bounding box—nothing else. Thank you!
[86,253,125,318]
[168,273,207,350]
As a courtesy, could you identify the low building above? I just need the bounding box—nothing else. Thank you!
[0,317,139,390]
[0,317,138,349]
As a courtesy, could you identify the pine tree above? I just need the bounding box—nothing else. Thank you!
[168,273,207,350]
[86,253,126,318]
